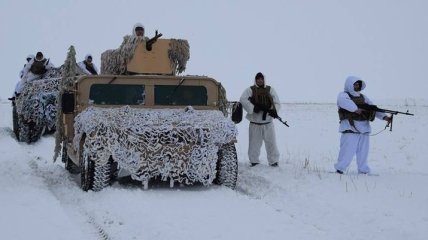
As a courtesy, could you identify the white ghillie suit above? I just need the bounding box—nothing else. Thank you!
[100,23,189,75]
[73,106,237,185]
[334,76,387,174]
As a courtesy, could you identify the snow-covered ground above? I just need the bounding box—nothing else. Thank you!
[0,100,426,240]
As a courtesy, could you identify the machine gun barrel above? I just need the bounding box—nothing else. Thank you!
[358,104,414,116]
[357,103,414,131]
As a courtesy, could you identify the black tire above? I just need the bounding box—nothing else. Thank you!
[28,121,45,143]
[108,157,119,184]
[18,118,30,143]
[79,139,116,192]
[62,142,79,174]
[18,120,44,144]
[214,142,238,189]
[12,104,20,140]
[43,95,57,135]
[80,139,95,191]
[92,157,117,191]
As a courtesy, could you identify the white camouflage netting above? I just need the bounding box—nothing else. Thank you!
[15,77,61,129]
[74,106,237,185]
[16,55,87,135]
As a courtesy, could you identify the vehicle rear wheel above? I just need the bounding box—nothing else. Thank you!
[214,142,238,189]
[18,120,45,144]
[12,104,19,140]
[18,118,30,143]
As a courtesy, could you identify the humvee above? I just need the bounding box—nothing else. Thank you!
[12,47,87,144]
[59,38,240,191]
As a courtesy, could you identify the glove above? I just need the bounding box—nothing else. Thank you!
[268,109,279,118]
[253,105,261,113]
[383,116,392,123]
[248,97,256,104]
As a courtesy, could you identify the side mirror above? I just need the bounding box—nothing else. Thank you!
[231,102,243,124]
[62,92,75,114]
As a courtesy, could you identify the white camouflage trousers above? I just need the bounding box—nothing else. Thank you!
[335,132,370,173]
[248,122,280,165]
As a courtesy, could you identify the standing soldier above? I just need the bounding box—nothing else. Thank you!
[22,51,55,81]
[335,76,392,174]
[20,54,35,78]
[78,54,98,75]
[240,72,281,167]
[15,52,54,95]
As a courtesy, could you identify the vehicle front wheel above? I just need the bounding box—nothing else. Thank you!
[79,142,116,191]
[80,150,95,191]
[214,142,238,189]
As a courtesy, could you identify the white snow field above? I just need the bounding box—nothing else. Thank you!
[0,100,427,240]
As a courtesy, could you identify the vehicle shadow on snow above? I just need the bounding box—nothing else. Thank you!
[105,176,223,192]
[235,162,280,198]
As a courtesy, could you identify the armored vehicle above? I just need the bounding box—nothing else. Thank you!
[13,71,63,143]
[12,47,86,143]
[59,37,239,191]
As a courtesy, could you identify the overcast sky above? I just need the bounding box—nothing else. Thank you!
[1,0,427,103]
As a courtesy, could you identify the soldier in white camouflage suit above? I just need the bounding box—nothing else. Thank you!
[16,52,54,94]
[335,76,392,174]
[240,72,281,167]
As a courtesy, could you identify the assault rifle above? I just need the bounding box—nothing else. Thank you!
[248,97,289,127]
[146,30,163,51]
[357,103,414,131]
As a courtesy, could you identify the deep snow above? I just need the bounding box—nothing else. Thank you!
[0,100,427,240]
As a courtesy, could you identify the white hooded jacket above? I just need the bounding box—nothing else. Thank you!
[21,56,55,81]
[132,22,145,37]
[337,76,386,133]
[78,54,99,75]
[19,54,35,79]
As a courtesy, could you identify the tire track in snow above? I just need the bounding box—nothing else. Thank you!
[28,157,113,240]
[234,163,330,234]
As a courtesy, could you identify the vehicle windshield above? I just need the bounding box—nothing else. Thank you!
[89,84,145,105]
[155,85,207,106]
